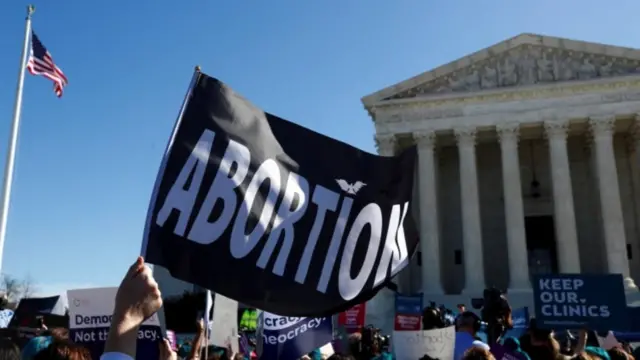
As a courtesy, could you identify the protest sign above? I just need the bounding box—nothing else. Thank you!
[394,293,422,331]
[166,330,177,350]
[260,312,333,360]
[10,295,66,328]
[142,70,418,316]
[210,293,239,353]
[393,326,455,359]
[532,274,626,331]
[68,287,161,359]
[337,303,365,333]
[503,307,529,339]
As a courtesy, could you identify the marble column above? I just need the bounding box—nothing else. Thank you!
[375,134,396,157]
[413,130,444,294]
[543,120,581,273]
[589,116,637,289]
[496,123,531,292]
[454,126,486,294]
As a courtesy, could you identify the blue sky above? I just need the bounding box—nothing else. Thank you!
[0,0,639,295]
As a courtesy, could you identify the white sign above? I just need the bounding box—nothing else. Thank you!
[209,293,239,353]
[67,287,160,338]
[393,326,455,360]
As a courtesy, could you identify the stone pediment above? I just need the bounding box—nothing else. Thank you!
[362,34,640,105]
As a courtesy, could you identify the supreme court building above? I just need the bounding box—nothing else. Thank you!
[362,33,640,311]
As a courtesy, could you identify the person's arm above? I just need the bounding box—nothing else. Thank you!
[572,329,587,355]
[103,312,139,359]
[189,320,205,360]
[101,257,163,360]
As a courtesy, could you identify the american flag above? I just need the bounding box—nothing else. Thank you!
[26,32,68,97]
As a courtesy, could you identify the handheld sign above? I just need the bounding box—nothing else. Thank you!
[393,325,455,359]
[260,313,333,360]
[142,71,418,316]
[68,287,162,359]
[394,293,422,331]
[532,274,626,332]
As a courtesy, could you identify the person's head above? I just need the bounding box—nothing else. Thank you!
[207,353,221,360]
[461,347,495,360]
[48,328,69,342]
[456,312,482,336]
[457,304,466,312]
[0,338,19,360]
[21,336,53,360]
[347,332,362,356]
[32,340,90,360]
[519,319,559,360]
[608,347,634,360]
[422,306,444,330]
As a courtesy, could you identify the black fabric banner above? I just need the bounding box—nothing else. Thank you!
[142,72,418,316]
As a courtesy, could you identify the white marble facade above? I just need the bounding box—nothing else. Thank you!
[362,33,640,307]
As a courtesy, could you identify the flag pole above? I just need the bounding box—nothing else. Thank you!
[204,287,211,360]
[0,5,35,274]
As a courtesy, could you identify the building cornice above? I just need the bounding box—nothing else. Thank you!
[371,75,640,114]
[369,75,640,124]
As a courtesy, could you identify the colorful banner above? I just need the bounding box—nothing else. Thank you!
[68,287,162,359]
[394,293,422,331]
[337,303,365,333]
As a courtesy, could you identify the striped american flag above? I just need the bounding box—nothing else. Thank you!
[26,31,68,97]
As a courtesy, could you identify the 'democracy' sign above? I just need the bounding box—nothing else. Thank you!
[142,72,418,316]
[532,274,627,331]
[67,287,162,359]
[260,313,333,360]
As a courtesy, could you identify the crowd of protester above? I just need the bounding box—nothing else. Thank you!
[0,257,636,360]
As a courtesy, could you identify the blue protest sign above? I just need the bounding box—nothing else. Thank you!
[260,313,333,360]
[503,307,529,339]
[68,287,162,359]
[394,293,422,315]
[532,274,626,332]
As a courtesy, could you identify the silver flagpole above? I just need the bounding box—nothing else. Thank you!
[0,5,35,274]
[204,289,211,360]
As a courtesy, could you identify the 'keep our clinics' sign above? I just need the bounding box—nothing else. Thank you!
[532,274,626,332]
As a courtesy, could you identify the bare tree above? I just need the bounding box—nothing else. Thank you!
[1,275,23,303]
[20,275,37,299]
[0,274,39,303]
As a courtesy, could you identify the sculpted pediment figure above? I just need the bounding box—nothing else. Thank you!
[388,46,640,100]
[361,34,640,105]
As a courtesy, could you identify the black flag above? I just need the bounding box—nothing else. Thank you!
[142,72,418,316]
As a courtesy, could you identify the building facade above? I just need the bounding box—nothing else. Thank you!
[362,34,640,311]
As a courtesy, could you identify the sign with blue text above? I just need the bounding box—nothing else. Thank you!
[260,312,333,360]
[67,287,162,359]
[532,274,626,331]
